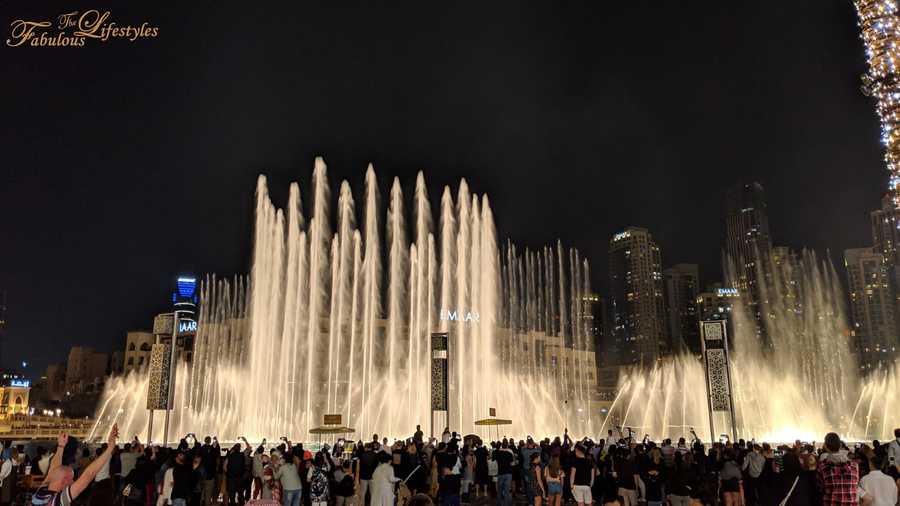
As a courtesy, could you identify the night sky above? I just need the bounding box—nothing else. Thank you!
[0,2,886,375]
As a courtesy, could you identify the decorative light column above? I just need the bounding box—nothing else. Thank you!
[855,0,900,208]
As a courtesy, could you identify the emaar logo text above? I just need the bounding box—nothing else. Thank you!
[439,309,480,323]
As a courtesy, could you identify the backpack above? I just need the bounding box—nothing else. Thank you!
[310,469,329,500]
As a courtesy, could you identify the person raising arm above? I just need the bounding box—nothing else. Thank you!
[33,424,119,506]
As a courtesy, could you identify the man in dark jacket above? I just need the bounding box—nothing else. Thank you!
[170,450,198,506]
[226,445,246,506]
[199,437,220,506]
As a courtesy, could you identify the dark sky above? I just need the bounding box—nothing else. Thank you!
[0,1,886,375]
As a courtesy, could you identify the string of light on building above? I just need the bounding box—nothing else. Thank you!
[855,0,900,208]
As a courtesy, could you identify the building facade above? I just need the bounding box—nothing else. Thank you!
[0,376,30,418]
[663,264,700,355]
[124,330,155,373]
[696,285,740,322]
[608,227,668,365]
[844,247,898,371]
[64,346,108,395]
[43,363,66,402]
[724,182,772,334]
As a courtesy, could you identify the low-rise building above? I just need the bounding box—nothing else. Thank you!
[124,330,154,374]
[65,346,108,395]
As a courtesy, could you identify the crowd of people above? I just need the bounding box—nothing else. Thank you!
[1,424,898,506]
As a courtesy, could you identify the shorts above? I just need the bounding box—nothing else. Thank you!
[572,485,593,504]
[722,478,740,493]
[548,482,562,496]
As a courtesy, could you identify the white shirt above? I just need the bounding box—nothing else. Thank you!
[858,470,898,506]
[371,462,399,495]
[0,460,12,486]
[38,455,51,475]
[157,467,174,506]
[94,458,110,482]
[887,439,900,469]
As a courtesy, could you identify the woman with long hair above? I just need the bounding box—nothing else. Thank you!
[307,452,331,506]
[525,453,545,506]
[719,449,743,506]
[543,455,563,506]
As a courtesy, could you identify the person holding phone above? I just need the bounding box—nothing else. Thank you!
[32,424,119,506]
[887,429,900,474]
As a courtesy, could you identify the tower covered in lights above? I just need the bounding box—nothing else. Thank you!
[854,0,900,207]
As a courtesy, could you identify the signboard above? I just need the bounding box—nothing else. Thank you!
[323,414,342,425]
[153,313,174,335]
[700,320,736,440]
[439,309,480,323]
[431,332,449,411]
[146,343,173,410]
[178,320,197,334]
[9,380,30,388]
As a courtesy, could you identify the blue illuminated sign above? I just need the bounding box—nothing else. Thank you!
[10,380,30,388]
[717,288,739,297]
[177,277,196,298]
[178,320,197,333]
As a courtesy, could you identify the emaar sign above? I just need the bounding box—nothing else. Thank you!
[439,309,480,323]
[178,320,197,333]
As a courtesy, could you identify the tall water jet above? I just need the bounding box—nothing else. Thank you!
[95,157,594,441]
[611,250,899,442]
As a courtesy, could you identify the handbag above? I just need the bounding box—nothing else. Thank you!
[122,483,144,502]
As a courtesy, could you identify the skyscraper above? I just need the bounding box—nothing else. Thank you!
[770,246,802,315]
[871,194,900,266]
[608,227,668,365]
[724,182,772,334]
[663,264,700,355]
[844,247,898,371]
[871,194,900,320]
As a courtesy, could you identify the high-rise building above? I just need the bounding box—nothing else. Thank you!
[170,275,198,363]
[770,246,802,314]
[608,227,668,364]
[663,264,700,355]
[724,182,772,331]
[872,194,900,264]
[871,194,900,314]
[844,247,898,371]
